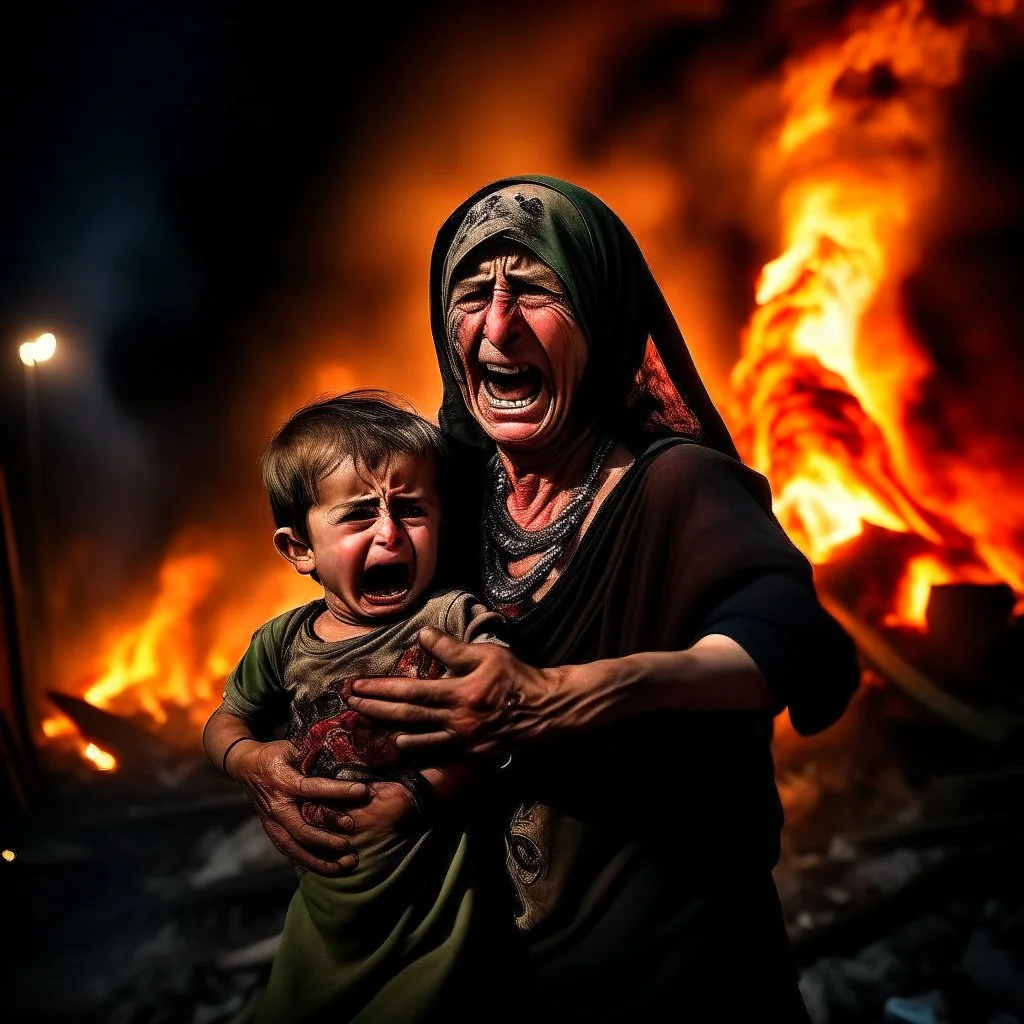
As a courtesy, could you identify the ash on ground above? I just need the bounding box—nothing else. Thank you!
[4,673,1024,1024]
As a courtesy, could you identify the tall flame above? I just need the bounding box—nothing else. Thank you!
[729,0,1022,622]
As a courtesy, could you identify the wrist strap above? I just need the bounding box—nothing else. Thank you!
[222,736,256,778]
[395,770,437,826]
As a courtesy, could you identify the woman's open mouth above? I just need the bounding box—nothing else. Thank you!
[481,363,542,409]
[360,562,413,604]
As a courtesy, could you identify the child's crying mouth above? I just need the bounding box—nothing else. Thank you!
[361,561,413,601]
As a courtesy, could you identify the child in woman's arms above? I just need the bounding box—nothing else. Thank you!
[201,390,516,1024]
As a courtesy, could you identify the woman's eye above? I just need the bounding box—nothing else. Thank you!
[454,289,489,310]
[517,284,563,304]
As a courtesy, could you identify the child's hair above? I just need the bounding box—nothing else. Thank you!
[260,389,447,537]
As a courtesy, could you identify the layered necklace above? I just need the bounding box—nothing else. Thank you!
[482,434,616,607]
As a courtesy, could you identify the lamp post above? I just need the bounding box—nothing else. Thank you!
[18,333,56,595]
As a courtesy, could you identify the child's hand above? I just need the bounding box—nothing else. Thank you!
[232,738,372,875]
[301,780,422,869]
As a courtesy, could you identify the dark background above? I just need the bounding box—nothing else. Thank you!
[0,0,444,588]
[2,2,1024,1022]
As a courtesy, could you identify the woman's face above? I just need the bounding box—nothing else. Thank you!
[446,241,588,452]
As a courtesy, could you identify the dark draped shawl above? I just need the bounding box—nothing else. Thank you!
[429,176,860,1021]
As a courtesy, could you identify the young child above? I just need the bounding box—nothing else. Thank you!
[201,391,516,1023]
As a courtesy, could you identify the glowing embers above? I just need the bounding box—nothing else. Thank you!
[84,743,116,772]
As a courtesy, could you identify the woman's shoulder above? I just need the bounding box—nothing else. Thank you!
[638,437,750,485]
[633,438,775,515]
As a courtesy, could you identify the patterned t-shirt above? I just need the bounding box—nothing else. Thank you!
[223,588,504,783]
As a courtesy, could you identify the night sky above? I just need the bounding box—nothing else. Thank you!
[0,0,456,617]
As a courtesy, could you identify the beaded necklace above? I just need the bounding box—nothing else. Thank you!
[481,435,615,607]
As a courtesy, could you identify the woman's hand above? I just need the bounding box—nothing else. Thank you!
[232,738,371,875]
[346,628,584,755]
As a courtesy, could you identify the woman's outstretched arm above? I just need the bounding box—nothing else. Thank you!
[345,573,860,755]
[345,628,773,756]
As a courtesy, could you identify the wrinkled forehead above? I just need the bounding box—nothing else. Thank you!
[447,237,562,292]
[441,181,587,306]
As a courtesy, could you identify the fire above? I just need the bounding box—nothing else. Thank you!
[82,551,223,724]
[84,743,117,772]
[729,0,1022,625]
[884,554,1005,629]
[39,0,1024,771]
[45,536,316,765]
[40,712,120,771]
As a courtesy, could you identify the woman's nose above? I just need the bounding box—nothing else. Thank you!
[483,286,519,349]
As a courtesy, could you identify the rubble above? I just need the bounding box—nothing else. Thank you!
[5,602,1024,1023]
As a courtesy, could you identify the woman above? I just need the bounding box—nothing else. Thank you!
[229,175,861,1021]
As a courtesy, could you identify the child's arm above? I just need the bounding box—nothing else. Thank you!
[201,702,264,781]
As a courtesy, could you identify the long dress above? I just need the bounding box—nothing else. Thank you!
[494,437,861,1022]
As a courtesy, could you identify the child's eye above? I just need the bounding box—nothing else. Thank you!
[396,502,427,519]
[339,507,378,523]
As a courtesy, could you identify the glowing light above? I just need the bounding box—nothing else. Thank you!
[41,714,76,739]
[19,332,57,366]
[83,743,117,772]
[1,850,15,863]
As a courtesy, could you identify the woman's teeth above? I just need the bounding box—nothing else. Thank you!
[481,363,542,408]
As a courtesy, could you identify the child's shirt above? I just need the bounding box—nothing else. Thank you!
[230,589,519,1023]
[223,588,503,782]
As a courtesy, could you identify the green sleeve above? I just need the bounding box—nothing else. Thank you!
[222,606,305,724]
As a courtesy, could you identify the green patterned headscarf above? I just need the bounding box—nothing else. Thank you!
[429,174,738,460]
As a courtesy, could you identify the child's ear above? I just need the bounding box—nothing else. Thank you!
[273,528,317,576]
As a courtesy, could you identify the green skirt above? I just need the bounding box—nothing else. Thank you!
[255,825,513,1023]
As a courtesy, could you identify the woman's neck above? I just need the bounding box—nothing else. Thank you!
[496,426,604,531]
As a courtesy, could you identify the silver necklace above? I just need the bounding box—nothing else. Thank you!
[482,435,615,606]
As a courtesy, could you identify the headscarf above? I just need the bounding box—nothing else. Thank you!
[429,175,740,461]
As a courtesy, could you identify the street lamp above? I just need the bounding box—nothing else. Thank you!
[19,333,57,574]
[19,332,57,368]
[18,333,58,635]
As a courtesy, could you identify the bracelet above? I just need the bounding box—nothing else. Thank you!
[396,770,438,827]
[222,736,257,778]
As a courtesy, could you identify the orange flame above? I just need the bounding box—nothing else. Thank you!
[730,0,1022,625]
[45,537,317,764]
[41,0,1024,769]
[84,743,117,772]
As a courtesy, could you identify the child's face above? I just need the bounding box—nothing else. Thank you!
[304,452,442,623]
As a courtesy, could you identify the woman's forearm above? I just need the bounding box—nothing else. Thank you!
[202,703,261,780]
[568,633,775,728]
